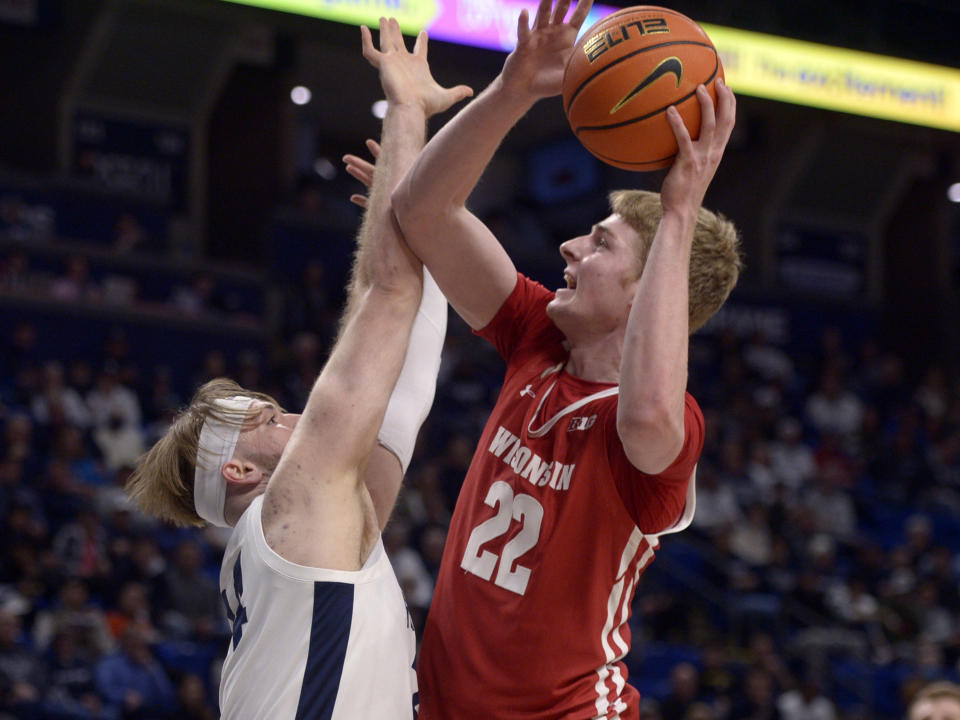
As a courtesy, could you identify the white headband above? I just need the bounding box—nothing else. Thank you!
[194,396,255,527]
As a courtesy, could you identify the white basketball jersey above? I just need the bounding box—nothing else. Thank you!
[218,495,417,720]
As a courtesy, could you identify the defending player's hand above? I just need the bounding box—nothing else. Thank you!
[501,0,593,100]
[343,139,380,208]
[660,78,736,220]
[361,18,473,118]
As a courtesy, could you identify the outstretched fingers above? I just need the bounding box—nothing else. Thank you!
[550,0,572,25]
[378,17,399,52]
[413,29,428,58]
[343,154,374,187]
[444,84,475,106]
[666,105,694,158]
[568,0,593,29]
[360,24,379,64]
[532,0,552,29]
[695,84,717,145]
[714,78,737,146]
[517,8,531,44]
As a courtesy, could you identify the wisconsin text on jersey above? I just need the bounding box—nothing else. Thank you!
[488,426,575,491]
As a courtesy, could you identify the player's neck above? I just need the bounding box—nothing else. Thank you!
[564,336,623,384]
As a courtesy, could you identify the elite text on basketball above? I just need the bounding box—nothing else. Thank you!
[583,17,670,63]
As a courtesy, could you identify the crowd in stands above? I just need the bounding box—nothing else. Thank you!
[1,178,959,719]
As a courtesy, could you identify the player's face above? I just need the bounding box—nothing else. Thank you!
[238,402,301,467]
[547,214,641,337]
[911,698,960,720]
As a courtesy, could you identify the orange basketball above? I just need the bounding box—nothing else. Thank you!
[562,6,724,171]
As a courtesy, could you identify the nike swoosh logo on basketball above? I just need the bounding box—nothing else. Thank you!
[609,57,684,115]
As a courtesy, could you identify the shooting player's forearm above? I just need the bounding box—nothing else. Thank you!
[617,211,692,473]
[393,77,532,230]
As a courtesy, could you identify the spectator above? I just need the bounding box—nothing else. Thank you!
[730,502,774,568]
[729,667,783,720]
[805,370,863,445]
[692,463,741,533]
[41,459,96,530]
[54,426,108,488]
[770,417,816,490]
[94,626,176,719]
[86,362,141,431]
[778,675,836,720]
[0,609,45,711]
[31,361,92,429]
[283,331,322,411]
[170,273,218,317]
[383,520,433,612]
[176,673,215,720]
[801,470,857,542]
[157,542,222,642]
[0,250,30,291]
[32,578,114,658]
[3,413,39,477]
[105,582,159,644]
[112,213,148,254]
[743,330,793,383]
[684,704,716,720]
[111,537,165,605]
[43,628,107,719]
[52,505,112,583]
[699,642,737,713]
[661,662,704,720]
[51,255,101,303]
[418,524,447,584]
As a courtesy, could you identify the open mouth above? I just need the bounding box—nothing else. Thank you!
[563,271,577,289]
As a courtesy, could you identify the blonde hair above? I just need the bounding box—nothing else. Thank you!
[609,190,742,333]
[910,681,960,717]
[126,378,278,527]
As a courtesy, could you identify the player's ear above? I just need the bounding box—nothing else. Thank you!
[222,459,265,487]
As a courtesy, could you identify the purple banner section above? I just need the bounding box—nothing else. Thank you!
[427,0,618,52]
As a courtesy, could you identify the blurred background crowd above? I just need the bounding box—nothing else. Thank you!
[2,168,960,720]
[2,0,960,718]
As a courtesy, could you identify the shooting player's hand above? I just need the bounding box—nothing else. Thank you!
[660,79,736,218]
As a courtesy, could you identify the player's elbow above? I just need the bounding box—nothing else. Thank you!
[391,180,423,234]
[617,408,684,475]
[391,177,457,243]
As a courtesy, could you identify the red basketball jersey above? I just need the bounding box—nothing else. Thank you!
[418,274,704,719]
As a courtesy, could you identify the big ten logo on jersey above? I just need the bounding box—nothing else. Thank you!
[568,414,597,432]
[583,16,670,63]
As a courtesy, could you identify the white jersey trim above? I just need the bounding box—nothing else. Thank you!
[526,381,619,438]
[246,495,386,584]
[651,466,697,537]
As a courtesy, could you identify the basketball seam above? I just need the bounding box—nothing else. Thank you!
[587,145,675,168]
[571,53,719,132]
[564,40,716,115]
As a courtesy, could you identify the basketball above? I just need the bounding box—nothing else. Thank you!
[562,6,724,171]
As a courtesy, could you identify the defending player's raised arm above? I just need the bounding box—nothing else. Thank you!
[392,0,593,330]
[260,20,466,567]
[617,80,736,474]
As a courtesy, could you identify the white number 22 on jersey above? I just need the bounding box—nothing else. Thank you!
[460,480,544,595]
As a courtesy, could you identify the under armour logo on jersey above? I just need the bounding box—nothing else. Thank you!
[567,415,597,432]
[520,384,536,399]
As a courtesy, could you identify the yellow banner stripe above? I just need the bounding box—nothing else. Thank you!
[703,23,960,132]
